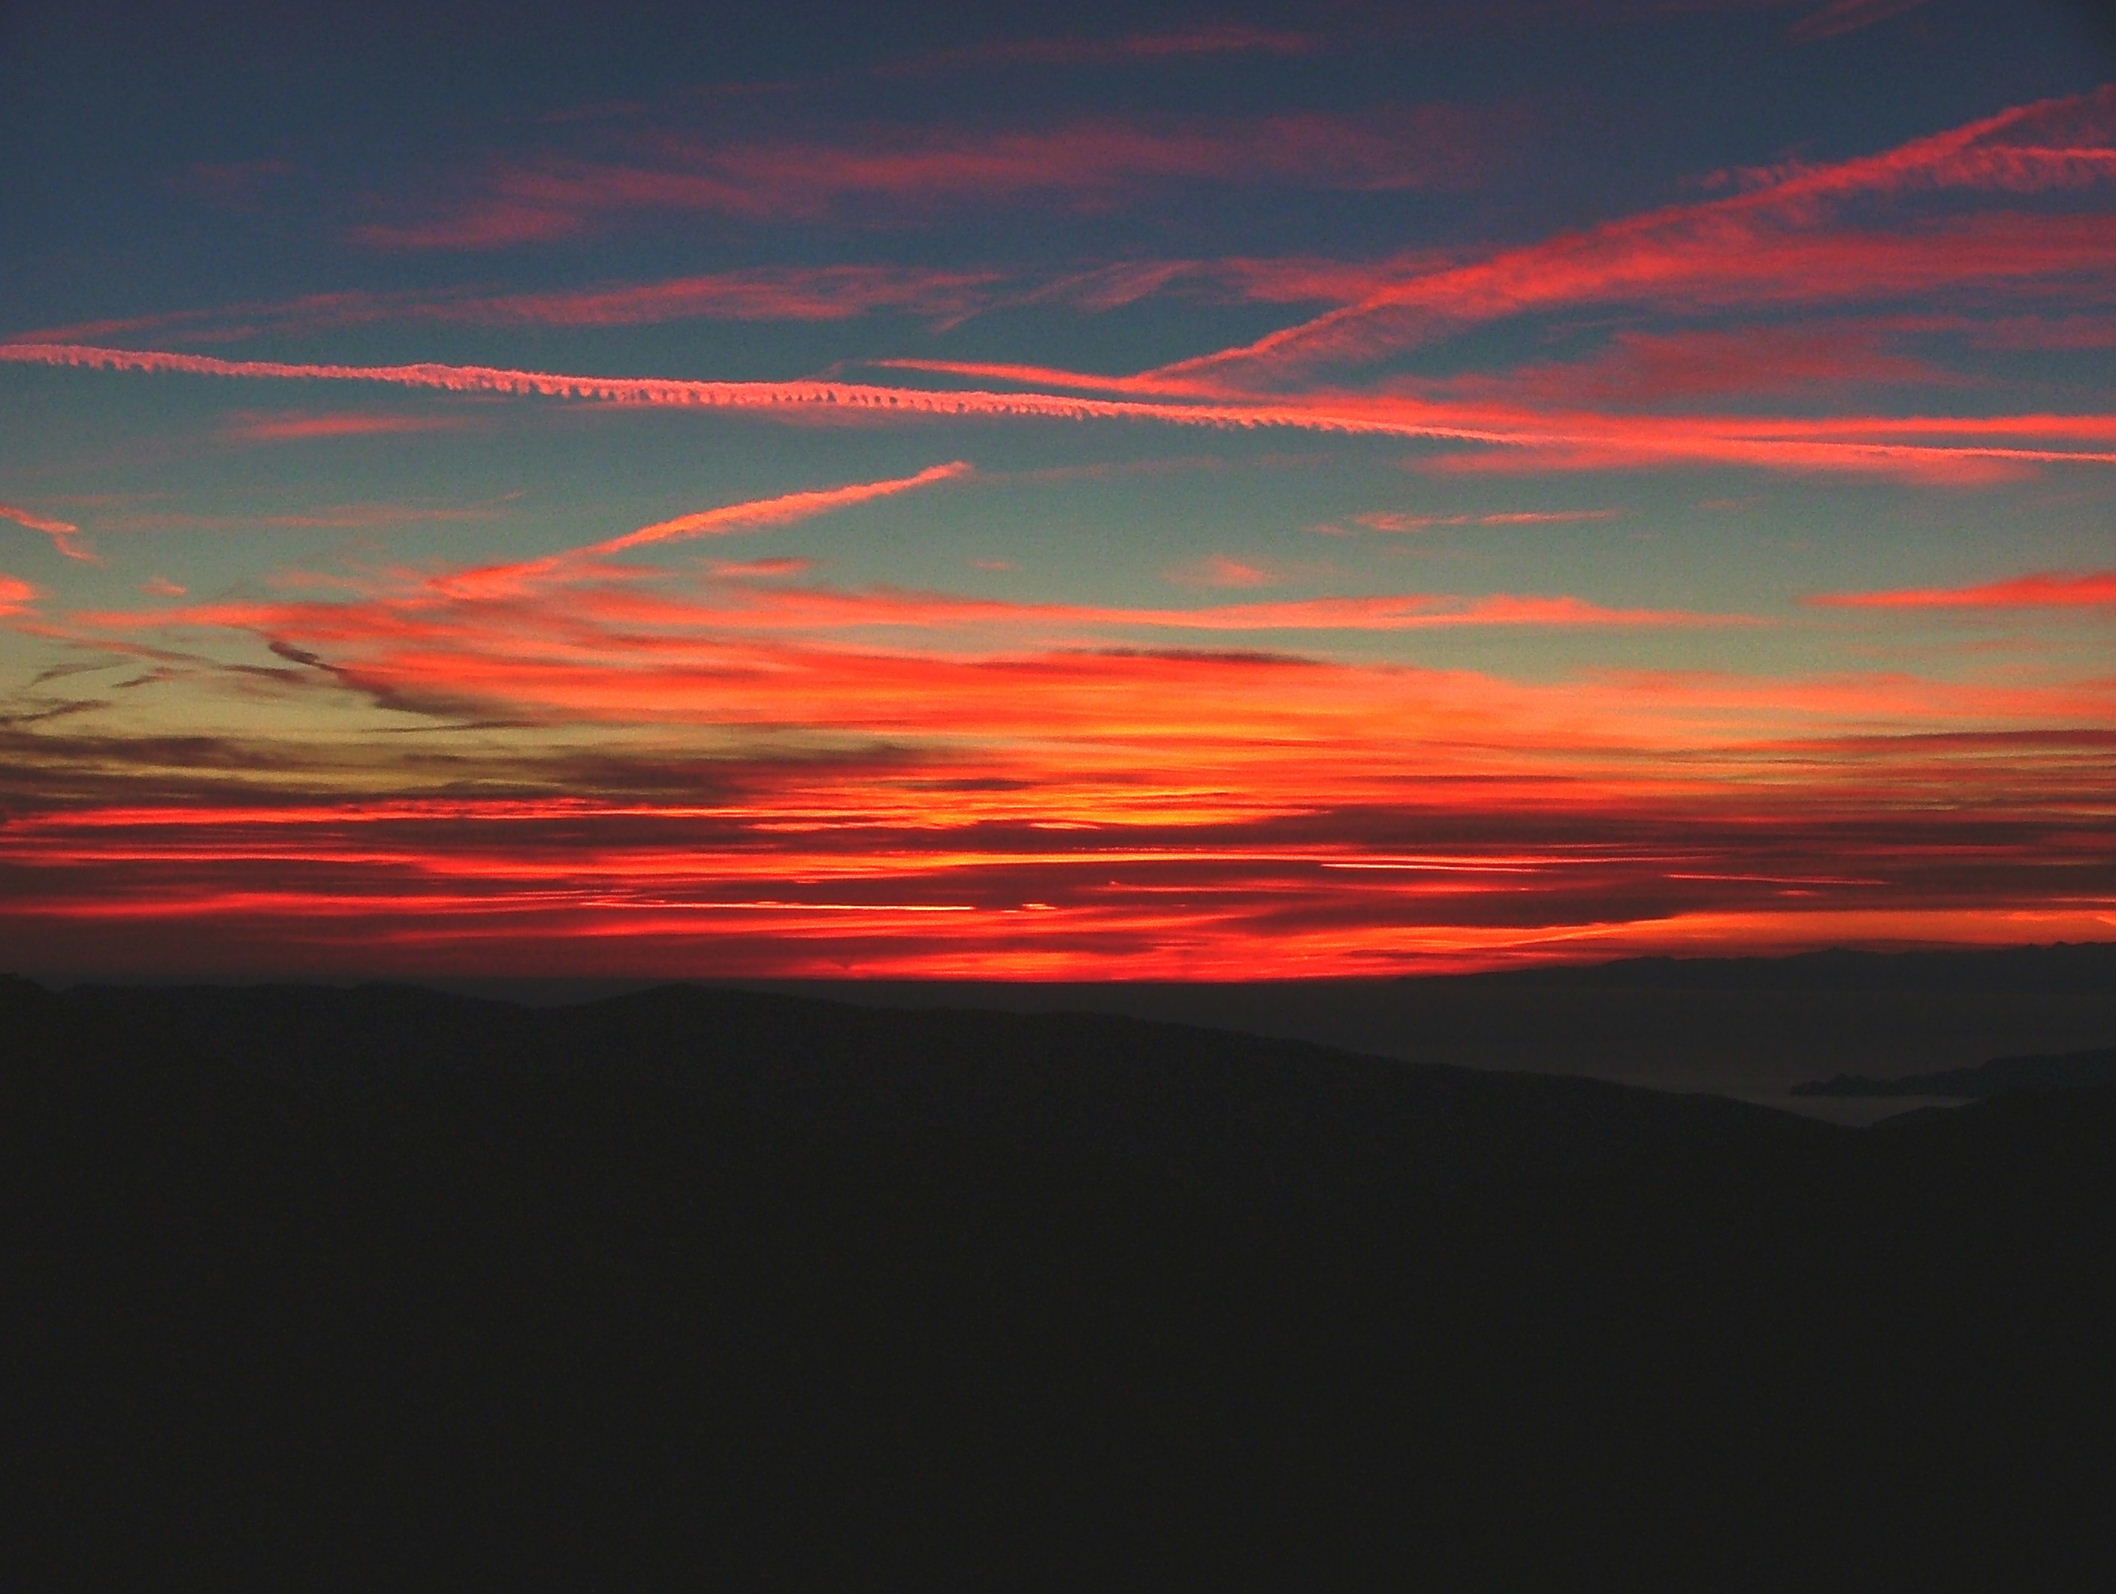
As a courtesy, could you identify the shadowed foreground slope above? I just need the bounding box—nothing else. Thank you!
[5,978,2111,1592]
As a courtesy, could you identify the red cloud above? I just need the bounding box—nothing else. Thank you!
[1808,571,2116,610]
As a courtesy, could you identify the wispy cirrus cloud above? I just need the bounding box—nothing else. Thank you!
[169,158,297,209]
[351,105,1516,249]
[1355,508,1621,532]
[220,411,474,443]
[8,267,1017,347]
[0,572,40,615]
[706,556,818,580]
[1787,0,1936,44]
[92,501,514,534]
[881,21,1316,75]
[448,265,1007,325]
[8,251,1484,353]
[1420,323,1959,406]
[8,291,420,350]
[1,502,97,563]
[1165,555,1283,590]
[653,580,1749,632]
[1808,570,2116,610]
[430,462,971,599]
[1156,88,2116,384]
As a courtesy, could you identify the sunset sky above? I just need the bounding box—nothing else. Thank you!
[1,0,2110,979]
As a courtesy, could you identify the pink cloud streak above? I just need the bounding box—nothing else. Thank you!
[1808,571,2116,610]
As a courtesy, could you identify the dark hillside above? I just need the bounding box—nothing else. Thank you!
[712,942,2116,1118]
[5,979,2110,1591]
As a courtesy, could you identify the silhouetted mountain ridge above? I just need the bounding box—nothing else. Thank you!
[1455,940,2116,992]
[5,978,2111,1592]
[698,942,2116,1119]
[1793,1045,2116,1097]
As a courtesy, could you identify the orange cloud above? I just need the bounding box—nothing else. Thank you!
[0,571,39,615]
[1808,570,2116,610]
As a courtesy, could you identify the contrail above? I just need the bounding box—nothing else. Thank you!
[0,341,1522,444]
[431,462,974,599]
[2,341,2109,478]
